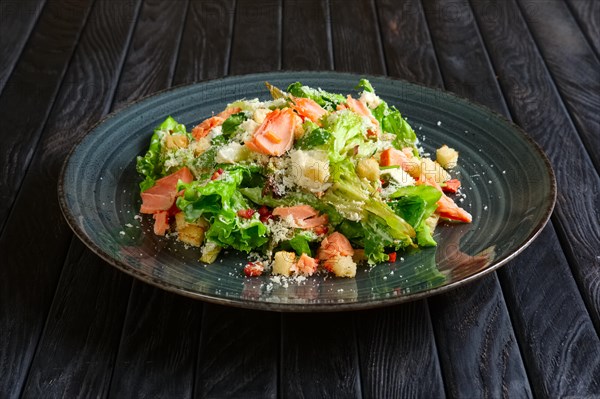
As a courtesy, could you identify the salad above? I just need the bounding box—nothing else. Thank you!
[137,79,471,278]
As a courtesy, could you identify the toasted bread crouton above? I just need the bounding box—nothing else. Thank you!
[324,255,357,278]
[273,251,297,276]
[436,145,459,169]
[175,213,205,247]
[356,158,380,183]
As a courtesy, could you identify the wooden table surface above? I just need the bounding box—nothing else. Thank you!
[1,0,599,397]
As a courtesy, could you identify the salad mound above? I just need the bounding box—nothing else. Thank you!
[136,79,471,278]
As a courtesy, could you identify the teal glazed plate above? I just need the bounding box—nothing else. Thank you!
[59,72,556,311]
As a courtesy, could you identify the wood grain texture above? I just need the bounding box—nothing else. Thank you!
[0,0,46,94]
[564,0,600,59]
[421,0,508,115]
[282,0,332,70]
[329,0,385,74]
[108,282,202,398]
[469,0,600,340]
[356,303,445,398]
[376,0,442,86]
[499,224,600,396]
[173,0,236,85]
[516,0,600,172]
[112,0,189,108]
[228,0,282,74]
[378,1,531,396]
[0,0,94,234]
[20,240,132,399]
[429,275,532,398]
[0,0,142,397]
[281,313,361,399]
[194,305,279,399]
[0,0,95,396]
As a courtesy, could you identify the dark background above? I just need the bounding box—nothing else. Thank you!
[1,0,599,397]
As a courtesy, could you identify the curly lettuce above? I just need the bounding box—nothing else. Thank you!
[176,168,269,252]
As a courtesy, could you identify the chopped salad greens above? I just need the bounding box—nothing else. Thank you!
[137,80,471,278]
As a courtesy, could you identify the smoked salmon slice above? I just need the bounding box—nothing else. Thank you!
[152,211,170,236]
[346,95,379,128]
[245,108,297,156]
[294,253,319,276]
[140,167,193,214]
[317,232,354,260]
[292,97,327,125]
[420,177,472,223]
[379,147,420,176]
[192,107,241,140]
[272,205,328,229]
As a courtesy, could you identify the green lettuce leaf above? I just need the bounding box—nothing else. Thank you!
[295,121,332,150]
[372,103,417,150]
[388,185,441,247]
[239,187,344,226]
[287,82,345,111]
[326,110,365,162]
[176,168,269,252]
[355,78,374,93]
[221,112,248,137]
[322,159,416,263]
[136,116,186,191]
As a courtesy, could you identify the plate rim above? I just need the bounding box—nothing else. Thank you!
[58,71,557,312]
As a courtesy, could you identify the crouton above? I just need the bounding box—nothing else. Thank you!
[272,251,297,276]
[356,158,380,182]
[436,145,459,169]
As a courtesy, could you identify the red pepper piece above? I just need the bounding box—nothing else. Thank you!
[442,179,461,194]
[388,252,397,263]
[237,209,256,219]
[244,262,264,277]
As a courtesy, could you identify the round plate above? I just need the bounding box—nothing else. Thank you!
[59,71,556,311]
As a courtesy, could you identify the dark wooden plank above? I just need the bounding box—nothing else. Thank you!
[0,0,142,397]
[108,282,202,398]
[356,304,445,398]
[192,2,280,398]
[0,0,94,235]
[20,240,132,399]
[174,0,236,84]
[194,306,278,399]
[0,0,46,94]
[281,313,361,399]
[376,0,442,86]
[279,4,361,398]
[329,0,385,74]
[228,0,282,74]
[112,0,189,108]
[376,1,531,396]
[0,1,97,397]
[429,276,532,398]
[421,0,508,114]
[565,0,600,58]
[281,0,332,70]
[459,0,600,396]
[499,225,600,396]
[516,0,600,172]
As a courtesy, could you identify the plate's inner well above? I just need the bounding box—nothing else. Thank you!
[60,72,555,310]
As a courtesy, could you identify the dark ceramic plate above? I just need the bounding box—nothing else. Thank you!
[59,71,556,311]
